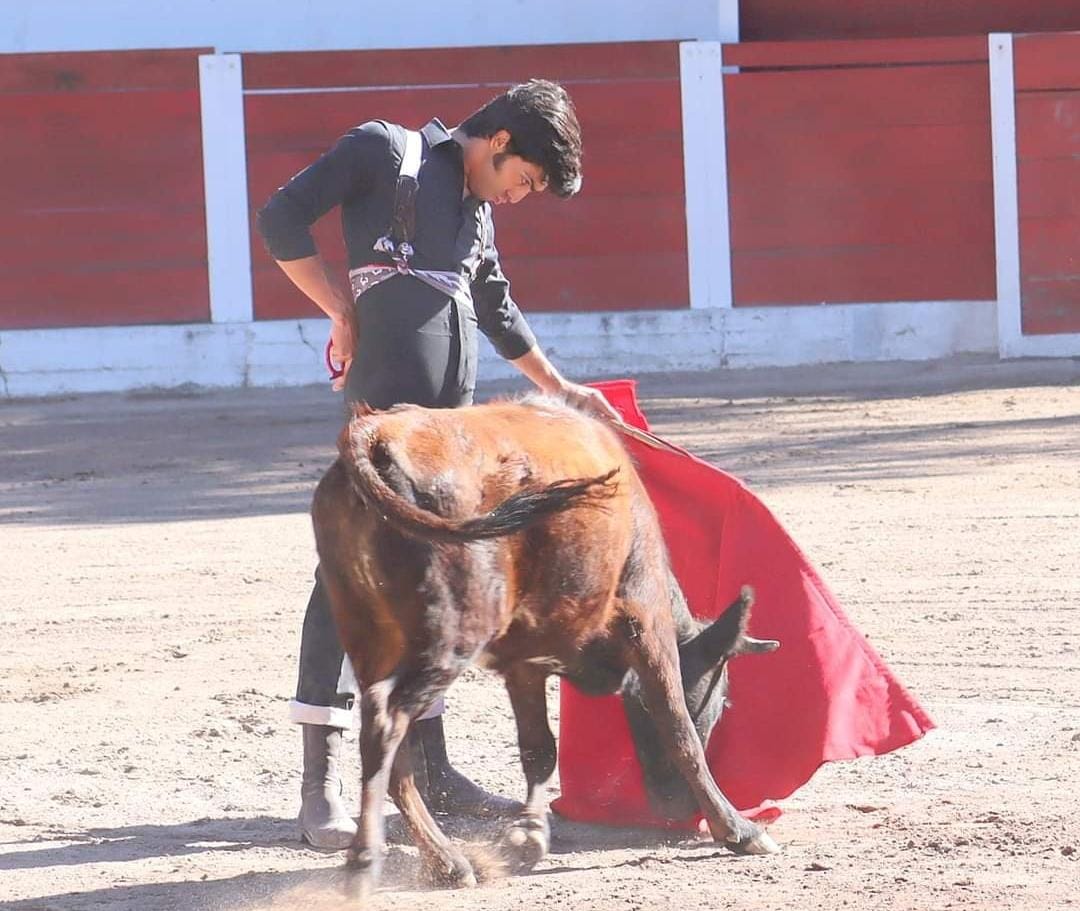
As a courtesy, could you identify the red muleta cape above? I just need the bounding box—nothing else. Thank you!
[551,379,935,829]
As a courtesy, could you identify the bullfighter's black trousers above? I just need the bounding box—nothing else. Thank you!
[289,296,474,729]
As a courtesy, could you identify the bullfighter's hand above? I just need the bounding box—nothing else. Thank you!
[328,317,354,392]
[561,382,623,423]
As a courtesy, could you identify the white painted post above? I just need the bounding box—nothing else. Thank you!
[989,34,1023,357]
[989,33,1080,357]
[680,41,734,310]
[199,53,254,325]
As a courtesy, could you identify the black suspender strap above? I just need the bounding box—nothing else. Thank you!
[373,129,423,266]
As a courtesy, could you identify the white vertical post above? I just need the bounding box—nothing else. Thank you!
[680,41,734,309]
[199,53,254,324]
[989,33,1023,356]
[989,33,1080,357]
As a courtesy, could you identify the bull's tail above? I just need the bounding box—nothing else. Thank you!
[338,417,619,544]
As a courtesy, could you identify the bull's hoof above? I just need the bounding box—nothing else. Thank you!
[343,848,382,902]
[343,872,374,904]
[421,849,477,889]
[345,846,384,889]
[499,814,551,871]
[726,827,781,856]
[345,846,381,873]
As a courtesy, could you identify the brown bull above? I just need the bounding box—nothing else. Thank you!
[311,396,779,896]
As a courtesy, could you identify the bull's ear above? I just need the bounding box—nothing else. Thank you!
[692,586,780,664]
[692,586,754,664]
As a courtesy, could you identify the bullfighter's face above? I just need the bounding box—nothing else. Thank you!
[464,128,548,206]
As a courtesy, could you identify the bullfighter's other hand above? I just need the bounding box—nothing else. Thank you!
[328,317,354,392]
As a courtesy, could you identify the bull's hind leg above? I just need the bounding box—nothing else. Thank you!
[618,606,779,856]
[346,669,478,897]
[386,738,475,885]
[499,665,557,871]
[345,679,409,901]
[382,664,478,889]
[388,735,476,887]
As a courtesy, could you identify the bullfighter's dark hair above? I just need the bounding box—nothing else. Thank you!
[460,78,583,198]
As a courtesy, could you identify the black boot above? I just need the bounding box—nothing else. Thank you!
[410,715,522,819]
[298,724,357,849]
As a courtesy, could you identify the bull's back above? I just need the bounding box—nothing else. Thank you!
[468,400,632,487]
[366,399,635,517]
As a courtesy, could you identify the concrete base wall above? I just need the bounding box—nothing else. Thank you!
[0,300,998,398]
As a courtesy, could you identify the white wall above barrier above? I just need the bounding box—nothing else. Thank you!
[2,0,739,54]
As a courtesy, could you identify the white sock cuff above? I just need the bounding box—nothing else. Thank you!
[288,699,355,730]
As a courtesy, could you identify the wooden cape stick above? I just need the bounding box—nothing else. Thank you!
[613,421,685,455]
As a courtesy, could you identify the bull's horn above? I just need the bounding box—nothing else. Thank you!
[736,636,780,655]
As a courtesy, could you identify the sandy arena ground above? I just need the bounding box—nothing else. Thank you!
[1,355,1078,910]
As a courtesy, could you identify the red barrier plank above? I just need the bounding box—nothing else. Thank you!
[0,48,206,94]
[1018,215,1080,277]
[1013,33,1080,92]
[473,195,687,258]
[243,42,680,91]
[243,79,682,150]
[0,208,209,272]
[732,241,996,306]
[0,52,209,331]
[724,65,990,130]
[727,122,992,196]
[0,266,210,329]
[729,179,994,251]
[1016,92,1080,160]
[724,61,994,306]
[1015,58,1080,335]
[722,35,987,69]
[1018,158,1080,219]
[244,87,505,151]
[503,252,688,311]
[1,92,204,210]
[1019,277,1080,334]
[740,1,1080,42]
[253,250,688,321]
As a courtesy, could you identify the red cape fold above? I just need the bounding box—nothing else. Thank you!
[551,379,934,829]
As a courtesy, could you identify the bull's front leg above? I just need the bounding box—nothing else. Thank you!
[345,679,408,900]
[620,610,779,856]
[499,664,557,871]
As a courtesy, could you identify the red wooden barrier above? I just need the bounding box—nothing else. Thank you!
[741,1,1080,42]
[1014,33,1080,335]
[724,35,988,69]
[243,43,688,320]
[723,39,996,307]
[0,50,210,331]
